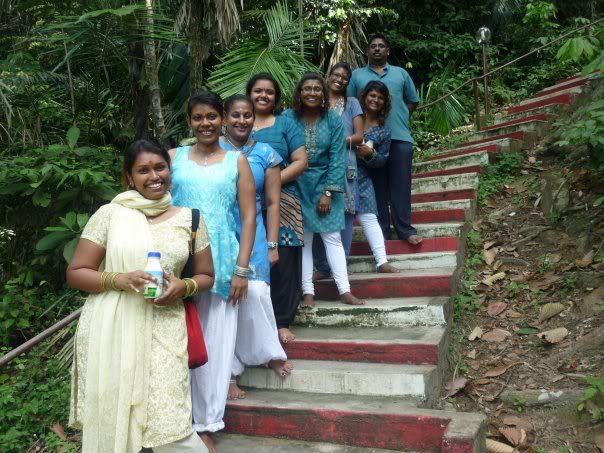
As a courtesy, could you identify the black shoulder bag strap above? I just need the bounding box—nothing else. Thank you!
[182,208,200,301]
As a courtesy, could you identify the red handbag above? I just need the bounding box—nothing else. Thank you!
[183,209,208,369]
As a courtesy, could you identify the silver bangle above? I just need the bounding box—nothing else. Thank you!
[234,265,250,278]
[267,241,278,250]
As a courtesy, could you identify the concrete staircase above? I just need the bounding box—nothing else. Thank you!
[216,71,601,452]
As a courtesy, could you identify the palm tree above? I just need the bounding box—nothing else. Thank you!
[144,0,166,138]
[207,1,316,104]
[176,0,242,94]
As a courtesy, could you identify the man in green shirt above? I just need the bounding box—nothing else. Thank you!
[347,33,422,245]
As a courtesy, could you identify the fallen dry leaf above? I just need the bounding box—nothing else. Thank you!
[499,427,527,447]
[506,310,522,319]
[484,248,498,265]
[537,327,569,344]
[482,272,506,286]
[576,250,595,268]
[486,438,515,453]
[595,434,604,452]
[469,326,483,341]
[528,272,563,290]
[484,240,498,250]
[538,302,565,323]
[487,302,508,317]
[485,198,498,208]
[502,415,533,431]
[50,423,67,441]
[475,378,491,385]
[482,328,512,343]
[467,349,476,359]
[484,366,509,377]
[548,253,562,264]
[444,377,468,398]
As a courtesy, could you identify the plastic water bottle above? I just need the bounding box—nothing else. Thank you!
[143,251,163,299]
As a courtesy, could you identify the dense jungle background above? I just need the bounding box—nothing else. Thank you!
[0,0,603,450]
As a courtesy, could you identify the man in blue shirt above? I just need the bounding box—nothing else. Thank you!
[347,33,422,245]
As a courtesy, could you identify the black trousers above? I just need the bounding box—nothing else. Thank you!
[270,245,302,329]
[369,139,417,240]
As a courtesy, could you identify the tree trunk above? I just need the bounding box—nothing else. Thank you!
[188,0,206,94]
[128,41,150,140]
[143,0,166,139]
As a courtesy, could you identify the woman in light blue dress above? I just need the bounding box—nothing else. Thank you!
[284,72,365,308]
[218,94,291,401]
[169,92,256,452]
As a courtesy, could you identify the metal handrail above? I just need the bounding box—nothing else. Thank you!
[418,16,604,128]
[2,17,604,370]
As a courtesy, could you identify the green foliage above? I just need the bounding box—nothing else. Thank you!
[208,1,318,104]
[0,343,75,451]
[554,95,604,172]
[453,229,483,322]
[477,152,524,202]
[577,376,604,421]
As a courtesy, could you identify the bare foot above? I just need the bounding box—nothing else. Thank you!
[340,292,366,305]
[406,234,423,246]
[300,293,316,308]
[312,270,330,281]
[378,262,401,273]
[227,381,246,400]
[278,327,295,343]
[268,359,294,377]
[198,432,217,453]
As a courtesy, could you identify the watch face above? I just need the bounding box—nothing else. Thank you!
[325,191,332,197]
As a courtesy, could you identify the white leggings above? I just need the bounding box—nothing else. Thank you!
[302,231,350,296]
[357,212,388,267]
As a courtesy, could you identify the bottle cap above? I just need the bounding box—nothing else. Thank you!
[148,251,161,258]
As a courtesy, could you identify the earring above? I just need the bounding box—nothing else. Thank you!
[221,124,226,136]
[189,128,194,137]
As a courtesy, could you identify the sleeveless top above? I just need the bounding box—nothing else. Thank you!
[171,146,240,299]
[219,138,282,283]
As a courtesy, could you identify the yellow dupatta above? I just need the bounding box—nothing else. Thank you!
[70,190,171,453]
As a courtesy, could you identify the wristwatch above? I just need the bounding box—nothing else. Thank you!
[324,190,332,197]
[267,241,278,250]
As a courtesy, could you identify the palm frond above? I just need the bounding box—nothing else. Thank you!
[207,0,317,104]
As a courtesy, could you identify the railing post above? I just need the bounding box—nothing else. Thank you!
[473,78,481,131]
[481,42,490,116]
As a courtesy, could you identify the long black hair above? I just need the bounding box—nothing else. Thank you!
[291,72,329,118]
[360,80,391,125]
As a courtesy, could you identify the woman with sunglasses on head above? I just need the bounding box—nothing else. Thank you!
[246,73,308,344]
[67,140,214,452]
[219,94,292,401]
[169,92,256,453]
[284,72,365,309]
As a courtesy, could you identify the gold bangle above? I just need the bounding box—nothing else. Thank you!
[110,272,121,291]
[100,271,109,291]
[189,278,199,296]
[183,278,191,298]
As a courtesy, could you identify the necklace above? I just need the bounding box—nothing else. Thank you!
[194,144,219,165]
[224,135,255,155]
[331,97,345,116]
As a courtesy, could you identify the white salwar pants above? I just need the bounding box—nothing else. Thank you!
[357,212,388,267]
[302,231,351,296]
[190,291,238,433]
[231,280,287,377]
[150,432,208,452]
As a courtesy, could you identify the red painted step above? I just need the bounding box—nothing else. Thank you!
[411,208,466,223]
[426,144,498,161]
[414,164,483,179]
[535,78,587,97]
[455,130,525,149]
[555,70,598,85]
[411,188,475,204]
[480,113,549,132]
[314,270,452,299]
[225,391,485,452]
[506,92,572,115]
[285,340,438,364]
[350,236,459,255]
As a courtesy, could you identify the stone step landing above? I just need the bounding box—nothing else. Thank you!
[347,251,457,272]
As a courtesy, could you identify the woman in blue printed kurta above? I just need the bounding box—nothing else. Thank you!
[246,73,308,344]
[218,95,291,402]
[285,73,365,308]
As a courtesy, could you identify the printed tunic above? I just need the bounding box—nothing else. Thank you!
[358,125,391,214]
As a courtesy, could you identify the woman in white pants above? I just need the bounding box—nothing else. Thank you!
[284,73,365,308]
[354,81,397,271]
[219,94,292,401]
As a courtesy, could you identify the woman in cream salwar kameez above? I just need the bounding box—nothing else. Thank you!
[67,139,214,452]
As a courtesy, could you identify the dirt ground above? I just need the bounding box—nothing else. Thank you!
[439,142,604,452]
